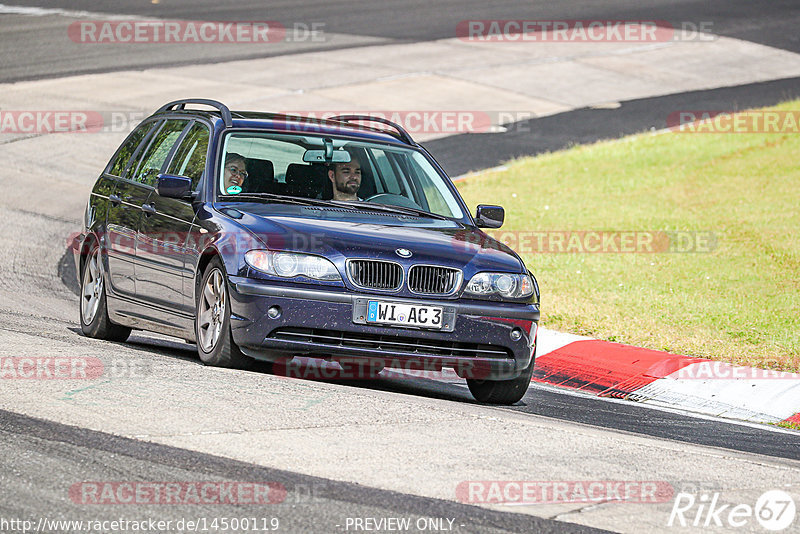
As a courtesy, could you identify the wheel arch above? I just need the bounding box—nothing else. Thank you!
[194,235,247,289]
[197,242,217,270]
[78,232,100,278]
[194,246,225,295]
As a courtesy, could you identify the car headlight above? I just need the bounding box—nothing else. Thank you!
[464,272,534,300]
[245,250,341,281]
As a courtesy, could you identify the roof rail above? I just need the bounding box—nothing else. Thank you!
[157,99,232,127]
[328,115,415,145]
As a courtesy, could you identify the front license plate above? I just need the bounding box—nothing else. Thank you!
[366,301,443,329]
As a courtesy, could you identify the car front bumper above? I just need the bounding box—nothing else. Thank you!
[229,277,539,380]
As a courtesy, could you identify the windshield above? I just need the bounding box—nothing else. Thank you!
[218,132,465,219]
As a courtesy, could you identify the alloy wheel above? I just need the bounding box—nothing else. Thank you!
[81,248,103,325]
[198,269,226,352]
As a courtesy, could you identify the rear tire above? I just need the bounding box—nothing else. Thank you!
[195,257,250,369]
[79,242,132,342]
[467,352,535,405]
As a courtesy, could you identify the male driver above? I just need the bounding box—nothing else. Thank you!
[327,152,362,201]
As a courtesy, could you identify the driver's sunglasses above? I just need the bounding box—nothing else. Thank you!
[228,166,248,179]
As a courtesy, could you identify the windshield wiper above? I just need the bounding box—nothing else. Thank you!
[218,193,336,208]
[219,194,452,220]
[329,200,451,220]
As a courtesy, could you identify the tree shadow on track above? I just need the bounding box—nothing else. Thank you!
[67,320,502,405]
[67,325,200,365]
[59,247,79,296]
[267,357,534,406]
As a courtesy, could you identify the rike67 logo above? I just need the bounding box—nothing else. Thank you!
[668,490,796,531]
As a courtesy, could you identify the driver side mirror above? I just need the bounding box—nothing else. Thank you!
[157,174,195,200]
[475,205,504,228]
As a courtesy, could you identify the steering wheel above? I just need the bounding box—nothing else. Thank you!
[364,193,422,209]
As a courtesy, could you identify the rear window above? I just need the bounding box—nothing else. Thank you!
[131,119,189,186]
[167,122,210,190]
[107,121,157,177]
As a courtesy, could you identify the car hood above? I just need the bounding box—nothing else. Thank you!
[218,204,525,273]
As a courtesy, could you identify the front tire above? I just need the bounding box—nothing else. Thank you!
[195,257,250,369]
[79,242,131,342]
[467,352,535,405]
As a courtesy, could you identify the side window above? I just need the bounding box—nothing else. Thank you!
[131,119,189,186]
[391,152,427,209]
[107,121,157,177]
[373,149,402,195]
[408,151,463,218]
[167,122,210,190]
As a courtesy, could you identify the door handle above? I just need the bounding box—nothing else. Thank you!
[109,193,122,206]
[141,203,157,216]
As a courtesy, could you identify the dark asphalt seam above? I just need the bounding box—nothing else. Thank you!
[426,76,800,176]
[0,408,609,533]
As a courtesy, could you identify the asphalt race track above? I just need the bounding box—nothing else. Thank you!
[3,0,800,83]
[0,409,598,534]
[1,1,799,533]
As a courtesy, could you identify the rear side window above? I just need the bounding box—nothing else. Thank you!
[107,121,157,177]
[131,119,189,186]
[167,122,210,190]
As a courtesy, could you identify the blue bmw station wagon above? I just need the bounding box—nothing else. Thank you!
[74,99,540,404]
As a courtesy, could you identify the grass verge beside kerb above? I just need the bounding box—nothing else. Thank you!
[456,100,800,371]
